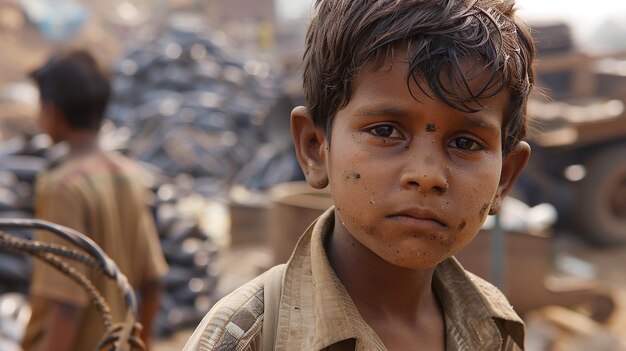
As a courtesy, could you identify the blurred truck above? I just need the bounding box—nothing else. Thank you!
[520,22,626,245]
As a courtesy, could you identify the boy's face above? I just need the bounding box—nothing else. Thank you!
[292,54,530,270]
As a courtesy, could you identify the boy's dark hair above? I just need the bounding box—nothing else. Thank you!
[30,50,111,131]
[303,0,535,155]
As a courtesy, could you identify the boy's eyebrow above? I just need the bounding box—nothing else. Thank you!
[354,105,501,136]
[354,106,412,118]
[462,115,501,137]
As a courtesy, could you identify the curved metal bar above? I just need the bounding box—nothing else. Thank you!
[0,219,138,325]
[0,231,100,268]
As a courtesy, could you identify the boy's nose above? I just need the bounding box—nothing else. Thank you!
[400,155,449,194]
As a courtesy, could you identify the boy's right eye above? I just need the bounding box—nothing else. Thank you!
[368,124,402,139]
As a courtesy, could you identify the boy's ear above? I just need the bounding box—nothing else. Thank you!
[291,106,329,189]
[489,141,531,215]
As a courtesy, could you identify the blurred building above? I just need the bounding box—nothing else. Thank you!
[204,0,275,24]
[201,0,276,53]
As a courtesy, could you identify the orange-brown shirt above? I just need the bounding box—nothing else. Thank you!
[22,149,168,351]
[184,208,525,351]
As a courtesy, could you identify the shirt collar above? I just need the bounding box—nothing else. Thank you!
[309,209,371,349]
[277,207,524,351]
[276,208,367,350]
[434,258,525,349]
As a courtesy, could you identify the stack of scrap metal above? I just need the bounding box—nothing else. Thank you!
[148,175,222,337]
[106,13,285,185]
[0,134,48,295]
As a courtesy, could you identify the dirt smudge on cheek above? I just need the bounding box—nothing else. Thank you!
[479,203,490,217]
[343,171,361,182]
[458,219,467,230]
[428,232,455,254]
[361,223,377,236]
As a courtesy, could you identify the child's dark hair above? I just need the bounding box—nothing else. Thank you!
[30,50,111,131]
[303,0,535,155]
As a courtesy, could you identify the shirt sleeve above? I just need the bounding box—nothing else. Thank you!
[184,276,265,350]
[30,180,90,307]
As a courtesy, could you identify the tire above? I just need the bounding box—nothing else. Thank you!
[575,143,626,245]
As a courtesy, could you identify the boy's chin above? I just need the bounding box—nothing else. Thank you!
[378,252,449,271]
[365,238,468,271]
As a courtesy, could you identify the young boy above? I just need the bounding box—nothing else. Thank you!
[185,0,534,349]
[22,50,168,351]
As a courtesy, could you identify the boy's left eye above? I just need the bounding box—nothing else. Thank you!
[451,137,482,150]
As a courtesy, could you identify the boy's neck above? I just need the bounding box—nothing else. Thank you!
[326,210,446,349]
[63,129,99,154]
[326,211,443,324]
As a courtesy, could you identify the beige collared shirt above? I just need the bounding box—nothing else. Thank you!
[185,208,524,350]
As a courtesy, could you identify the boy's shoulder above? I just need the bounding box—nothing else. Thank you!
[40,150,142,188]
[183,268,270,351]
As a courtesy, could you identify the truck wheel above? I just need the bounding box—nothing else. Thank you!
[575,143,626,245]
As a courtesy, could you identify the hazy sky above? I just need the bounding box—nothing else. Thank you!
[517,0,626,34]
[276,0,626,39]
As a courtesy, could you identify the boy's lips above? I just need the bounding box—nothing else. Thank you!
[386,208,448,229]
